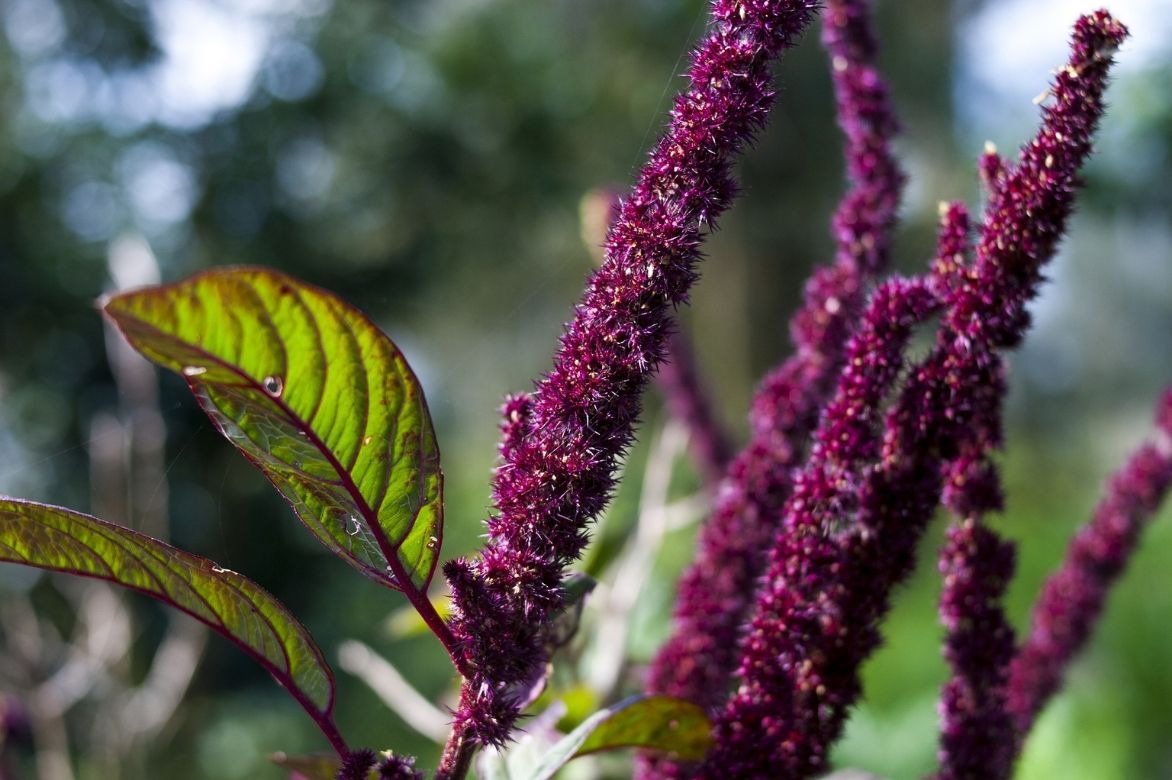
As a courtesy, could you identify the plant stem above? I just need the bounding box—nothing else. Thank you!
[434,729,475,780]
[266,391,470,677]
[388,565,469,678]
[320,718,350,759]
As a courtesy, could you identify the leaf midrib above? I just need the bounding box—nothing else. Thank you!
[113,310,418,592]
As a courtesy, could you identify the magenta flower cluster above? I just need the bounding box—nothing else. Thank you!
[682,13,1133,779]
[644,0,905,739]
[1008,389,1172,734]
[426,3,1172,780]
[439,0,818,772]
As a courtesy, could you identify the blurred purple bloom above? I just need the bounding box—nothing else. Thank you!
[657,329,734,488]
[700,13,1128,778]
[643,0,904,758]
[1008,389,1172,736]
[697,271,941,779]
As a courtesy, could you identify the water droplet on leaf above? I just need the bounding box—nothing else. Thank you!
[262,375,284,396]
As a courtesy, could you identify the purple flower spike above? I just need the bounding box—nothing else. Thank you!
[702,17,1126,775]
[438,1,818,773]
[821,0,904,276]
[643,0,904,753]
[335,750,424,780]
[957,10,1129,353]
[930,199,1015,780]
[694,274,940,780]
[1008,388,1172,737]
[934,518,1017,780]
[929,201,973,299]
[930,26,1132,765]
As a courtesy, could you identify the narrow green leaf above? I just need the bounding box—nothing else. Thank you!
[271,751,412,780]
[269,752,342,780]
[476,704,571,780]
[0,499,344,751]
[572,695,711,759]
[103,267,443,591]
[526,695,713,780]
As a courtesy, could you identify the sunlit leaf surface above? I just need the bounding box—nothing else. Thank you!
[572,695,712,759]
[103,267,443,590]
[526,695,714,779]
[0,498,340,739]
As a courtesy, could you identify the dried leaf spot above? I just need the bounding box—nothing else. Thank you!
[263,375,285,397]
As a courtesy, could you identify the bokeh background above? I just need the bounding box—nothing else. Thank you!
[0,0,1169,777]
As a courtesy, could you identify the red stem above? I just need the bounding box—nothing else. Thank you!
[262,391,470,676]
[435,729,476,780]
[318,713,351,758]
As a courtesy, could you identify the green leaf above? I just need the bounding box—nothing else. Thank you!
[0,499,344,750]
[526,695,713,780]
[103,267,443,591]
[271,751,417,780]
[539,573,596,654]
[572,695,711,759]
[476,703,570,780]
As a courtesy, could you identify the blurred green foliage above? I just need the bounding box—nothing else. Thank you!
[0,1,1169,778]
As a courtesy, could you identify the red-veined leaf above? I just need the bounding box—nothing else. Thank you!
[571,695,712,759]
[0,498,346,753]
[102,267,443,592]
[525,695,713,779]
